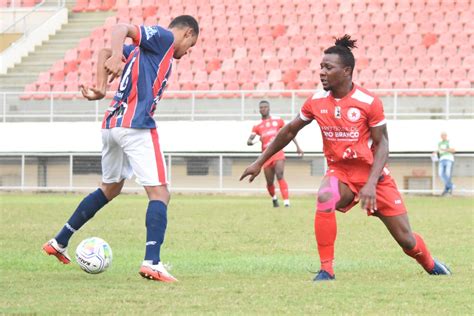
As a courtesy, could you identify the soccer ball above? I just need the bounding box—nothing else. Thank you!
[75,237,113,274]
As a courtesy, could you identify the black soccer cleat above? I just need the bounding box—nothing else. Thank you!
[272,199,279,208]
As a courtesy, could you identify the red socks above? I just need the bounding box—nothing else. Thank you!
[278,179,289,200]
[403,232,435,272]
[314,211,337,276]
[266,184,275,198]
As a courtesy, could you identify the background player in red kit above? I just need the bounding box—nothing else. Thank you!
[43,16,199,283]
[241,35,451,281]
[247,100,304,207]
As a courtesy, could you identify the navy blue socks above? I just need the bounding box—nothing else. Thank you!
[144,200,168,265]
[55,189,109,247]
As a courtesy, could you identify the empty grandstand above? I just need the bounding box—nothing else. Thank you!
[0,0,473,194]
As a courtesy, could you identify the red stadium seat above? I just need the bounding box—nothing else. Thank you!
[431,56,446,69]
[207,82,225,99]
[267,69,281,83]
[194,70,208,83]
[222,69,238,85]
[20,84,36,101]
[238,69,252,85]
[34,83,51,100]
[452,69,466,83]
[73,0,88,12]
[405,69,419,83]
[464,55,474,68]
[253,69,266,83]
[208,71,223,84]
[389,69,404,85]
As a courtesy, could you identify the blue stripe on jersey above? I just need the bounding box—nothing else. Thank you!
[102,25,174,129]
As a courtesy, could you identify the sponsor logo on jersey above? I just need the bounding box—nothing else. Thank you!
[272,121,278,126]
[144,26,159,40]
[335,106,341,119]
[320,109,328,114]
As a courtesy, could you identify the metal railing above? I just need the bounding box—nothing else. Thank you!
[1,88,473,122]
[0,152,473,195]
[1,0,65,34]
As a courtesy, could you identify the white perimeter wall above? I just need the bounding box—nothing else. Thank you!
[0,8,67,74]
[1,120,473,153]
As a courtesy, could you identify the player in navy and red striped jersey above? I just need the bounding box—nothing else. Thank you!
[43,16,199,283]
[241,35,451,281]
[247,100,303,207]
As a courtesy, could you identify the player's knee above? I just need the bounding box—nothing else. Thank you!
[396,231,416,249]
[145,185,170,204]
[317,191,339,212]
[100,182,123,201]
[316,177,340,212]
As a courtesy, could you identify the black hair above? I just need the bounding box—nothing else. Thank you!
[169,15,199,36]
[259,100,270,106]
[324,34,357,73]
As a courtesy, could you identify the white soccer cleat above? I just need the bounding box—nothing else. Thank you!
[139,261,178,282]
[42,238,71,264]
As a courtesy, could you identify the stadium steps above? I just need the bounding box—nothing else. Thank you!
[0,11,114,92]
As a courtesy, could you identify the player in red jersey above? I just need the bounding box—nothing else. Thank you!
[247,100,303,207]
[241,35,451,280]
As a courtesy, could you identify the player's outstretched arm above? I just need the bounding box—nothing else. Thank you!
[105,24,139,81]
[359,124,389,212]
[240,117,309,182]
[80,48,111,100]
[247,133,257,146]
[292,138,304,156]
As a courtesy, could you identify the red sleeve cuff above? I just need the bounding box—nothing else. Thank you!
[132,25,141,46]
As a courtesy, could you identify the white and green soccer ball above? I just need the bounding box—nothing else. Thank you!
[75,237,112,274]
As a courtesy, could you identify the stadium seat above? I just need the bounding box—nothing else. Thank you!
[267,69,282,83]
[34,83,51,100]
[31,0,468,98]
[238,69,252,85]
[451,69,466,83]
[431,56,446,69]
[20,84,36,100]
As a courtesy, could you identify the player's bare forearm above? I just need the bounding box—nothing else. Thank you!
[366,125,389,185]
[106,24,138,81]
[110,24,133,57]
[255,117,306,166]
[247,134,256,146]
[80,48,111,100]
[96,48,112,91]
[292,138,304,156]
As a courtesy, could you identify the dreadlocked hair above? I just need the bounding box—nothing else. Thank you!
[324,34,357,73]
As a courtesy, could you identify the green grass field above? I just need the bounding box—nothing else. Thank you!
[1,194,472,314]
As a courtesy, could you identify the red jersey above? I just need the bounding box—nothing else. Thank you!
[299,84,386,166]
[251,116,285,152]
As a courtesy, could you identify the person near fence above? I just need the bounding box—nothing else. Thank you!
[42,15,199,283]
[247,100,304,207]
[240,35,451,281]
[434,132,455,196]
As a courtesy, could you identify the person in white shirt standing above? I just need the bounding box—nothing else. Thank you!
[436,132,456,196]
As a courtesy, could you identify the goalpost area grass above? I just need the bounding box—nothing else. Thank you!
[1,193,472,314]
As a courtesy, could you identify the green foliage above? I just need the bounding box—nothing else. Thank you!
[0,194,472,314]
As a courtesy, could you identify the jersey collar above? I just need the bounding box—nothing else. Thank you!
[328,83,357,103]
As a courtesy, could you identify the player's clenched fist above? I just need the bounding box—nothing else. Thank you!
[240,162,262,182]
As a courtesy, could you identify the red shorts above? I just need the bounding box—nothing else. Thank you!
[327,162,407,217]
[263,150,285,169]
